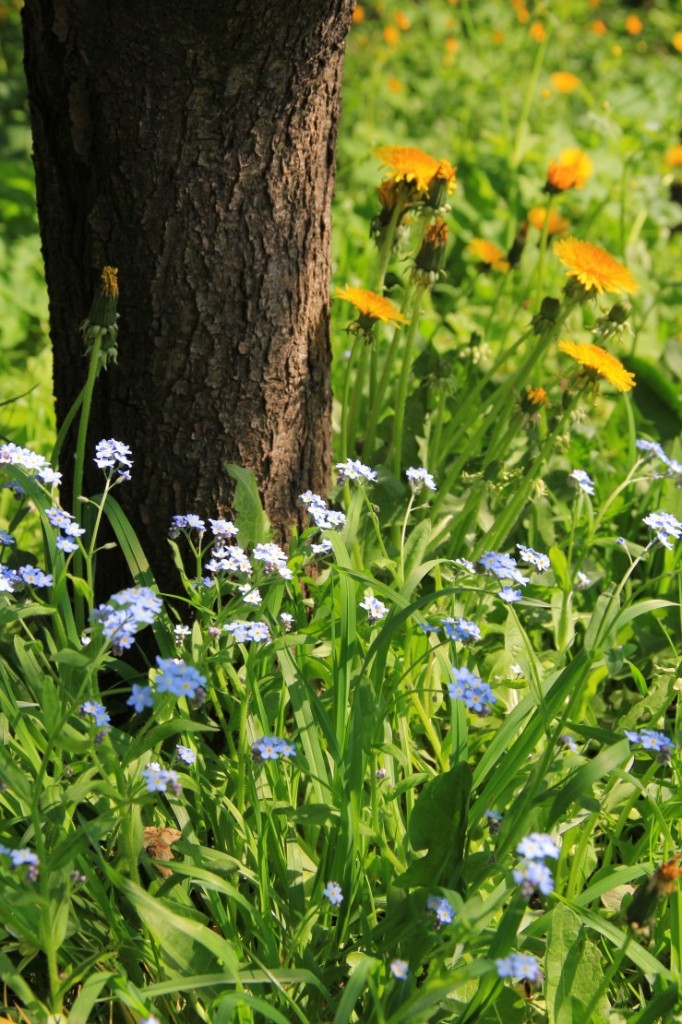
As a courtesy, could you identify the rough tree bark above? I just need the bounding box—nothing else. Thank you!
[22,0,354,591]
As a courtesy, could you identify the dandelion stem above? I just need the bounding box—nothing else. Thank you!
[533,192,555,311]
[342,333,366,460]
[392,284,427,477]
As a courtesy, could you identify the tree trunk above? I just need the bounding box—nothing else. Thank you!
[22,0,353,592]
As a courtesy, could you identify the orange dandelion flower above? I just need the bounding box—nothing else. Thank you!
[528,206,570,235]
[335,286,410,328]
[492,29,505,44]
[375,146,456,196]
[387,77,404,94]
[550,71,581,94]
[546,148,593,192]
[592,19,607,36]
[445,37,459,54]
[665,144,682,169]
[526,386,550,407]
[467,238,509,273]
[625,14,643,36]
[559,340,636,392]
[530,21,546,42]
[516,6,530,25]
[395,10,410,31]
[673,32,682,53]
[352,4,365,24]
[383,25,400,46]
[554,238,638,296]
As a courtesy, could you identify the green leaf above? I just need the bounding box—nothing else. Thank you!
[333,955,380,1024]
[402,519,432,584]
[396,762,471,887]
[67,971,116,1024]
[549,545,571,592]
[548,739,630,826]
[225,463,271,548]
[583,590,620,652]
[546,905,610,1024]
[105,865,241,980]
[102,494,155,583]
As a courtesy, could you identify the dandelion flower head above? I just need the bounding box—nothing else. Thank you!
[527,207,569,236]
[550,71,581,94]
[336,286,410,328]
[546,148,593,191]
[554,238,638,296]
[467,238,509,273]
[375,146,456,196]
[559,340,636,392]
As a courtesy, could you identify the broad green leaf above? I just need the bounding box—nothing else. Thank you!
[396,762,471,887]
[225,463,271,548]
[546,905,610,1024]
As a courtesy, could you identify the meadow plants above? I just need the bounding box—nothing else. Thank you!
[1,2,682,1022]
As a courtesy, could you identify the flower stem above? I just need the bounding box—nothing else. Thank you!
[392,284,427,478]
[533,192,555,311]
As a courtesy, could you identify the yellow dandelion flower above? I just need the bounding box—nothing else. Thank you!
[388,77,404,94]
[550,71,581,94]
[467,238,509,273]
[492,29,505,44]
[335,286,410,328]
[612,44,623,57]
[530,21,546,42]
[445,36,459,54]
[625,14,643,36]
[352,4,365,24]
[383,25,400,46]
[553,238,638,296]
[528,207,570,235]
[375,146,456,196]
[101,265,119,297]
[673,32,682,53]
[665,144,682,169]
[515,5,530,25]
[395,10,410,31]
[592,19,607,36]
[558,340,636,392]
[546,148,593,192]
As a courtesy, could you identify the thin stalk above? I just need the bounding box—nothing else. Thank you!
[343,335,369,459]
[533,191,555,311]
[392,284,427,477]
[510,32,547,170]
[71,335,102,631]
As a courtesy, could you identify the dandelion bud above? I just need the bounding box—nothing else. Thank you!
[531,296,561,335]
[426,159,456,210]
[80,265,120,367]
[507,222,528,268]
[371,180,405,242]
[627,857,682,933]
[414,219,449,285]
[522,386,550,413]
